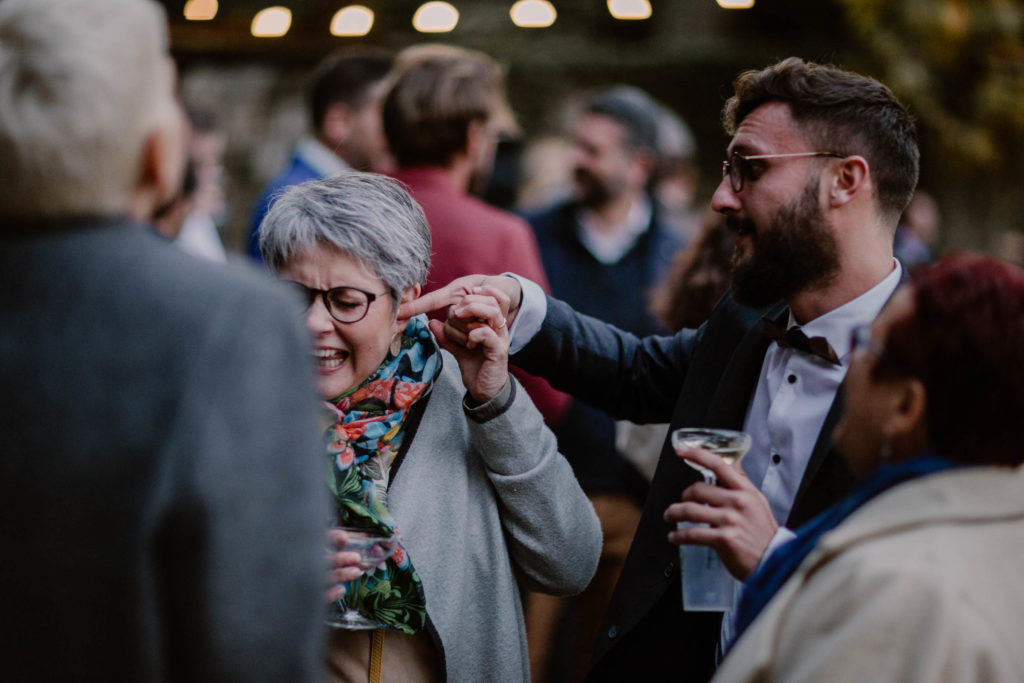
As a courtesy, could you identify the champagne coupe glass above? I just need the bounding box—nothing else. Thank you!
[671,428,752,484]
[671,428,752,612]
[325,526,399,630]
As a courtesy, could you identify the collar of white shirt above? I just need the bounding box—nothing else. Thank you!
[787,259,904,367]
[295,137,351,178]
[575,196,652,265]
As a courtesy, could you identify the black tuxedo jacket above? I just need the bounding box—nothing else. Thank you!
[513,291,855,682]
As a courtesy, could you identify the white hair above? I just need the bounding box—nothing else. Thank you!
[259,172,432,302]
[0,0,173,219]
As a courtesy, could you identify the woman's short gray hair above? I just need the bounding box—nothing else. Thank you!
[259,172,432,301]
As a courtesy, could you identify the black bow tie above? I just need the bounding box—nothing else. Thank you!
[762,317,840,365]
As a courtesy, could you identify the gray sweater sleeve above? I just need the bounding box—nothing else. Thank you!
[465,377,602,595]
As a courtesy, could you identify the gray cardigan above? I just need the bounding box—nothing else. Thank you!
[390,352,601,682]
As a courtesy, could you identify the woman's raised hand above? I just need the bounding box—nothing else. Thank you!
[397,274,522,328]
[430,284,513,403]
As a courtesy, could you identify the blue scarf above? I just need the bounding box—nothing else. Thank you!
[731,454,961,646]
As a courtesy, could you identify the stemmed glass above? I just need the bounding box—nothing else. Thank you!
[325,526,399,630]
[671,428,752,612]
[671,428,752,484]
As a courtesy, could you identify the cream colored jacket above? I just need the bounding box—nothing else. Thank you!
[714,464,1024,683]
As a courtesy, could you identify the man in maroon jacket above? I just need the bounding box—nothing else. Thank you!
[383,44,569,426]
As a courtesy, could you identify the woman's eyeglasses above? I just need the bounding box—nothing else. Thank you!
[285,282,390,324]
[849,324,886,358]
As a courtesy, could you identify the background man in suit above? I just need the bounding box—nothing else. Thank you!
[524,85,685,683]
[0,0,327,678]
[403,56,918,681]
[247,46,394,260]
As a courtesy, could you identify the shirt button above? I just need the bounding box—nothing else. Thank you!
[772,453,782,465]
[787,374,797,384]
[663,560,676,578]
[608,625,620,639]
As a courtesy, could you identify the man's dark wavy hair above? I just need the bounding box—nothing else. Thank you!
[723,57,919,225]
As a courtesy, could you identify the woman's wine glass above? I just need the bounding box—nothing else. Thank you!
[325,526,399,630]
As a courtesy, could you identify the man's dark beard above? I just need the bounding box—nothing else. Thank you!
[573,167,612,208]
[730,180,840,307]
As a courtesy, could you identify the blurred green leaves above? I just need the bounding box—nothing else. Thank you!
[840,0,1024,173]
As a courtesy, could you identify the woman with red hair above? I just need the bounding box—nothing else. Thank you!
[713,253,1024,682]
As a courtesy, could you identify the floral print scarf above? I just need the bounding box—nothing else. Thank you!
[325,314,440,634]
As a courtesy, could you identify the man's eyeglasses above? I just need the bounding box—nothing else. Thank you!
[722,150,845,193]
[285,282,390,324]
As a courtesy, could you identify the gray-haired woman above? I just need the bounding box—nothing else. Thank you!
[259,172,600,683]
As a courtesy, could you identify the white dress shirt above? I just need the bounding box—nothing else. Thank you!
[741,261,903,526]
[294,137,351,178]
[576,197,653,265]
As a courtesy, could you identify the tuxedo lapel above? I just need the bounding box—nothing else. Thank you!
[703,302,785,429]
[787,389,851,527]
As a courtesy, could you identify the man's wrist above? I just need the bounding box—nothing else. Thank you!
[759,526,797,570]
[502,273,547,355]
[504,274,522,317]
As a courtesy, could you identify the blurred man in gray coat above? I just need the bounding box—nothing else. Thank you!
[0,0,327,679]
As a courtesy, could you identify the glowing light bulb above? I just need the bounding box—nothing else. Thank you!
[717,0,755,8]
[183,0,218,21]
[510,0,556,28]
[251,6,291,37]
[413,2,459,33]
[607,0,651,20]
[331,5,374,36]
